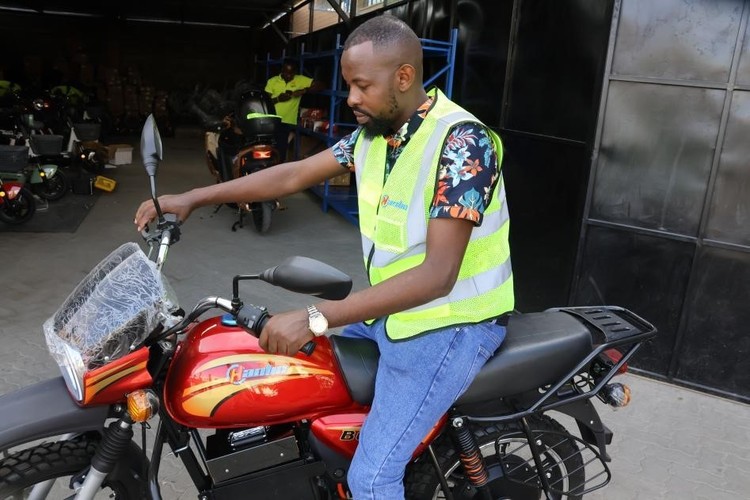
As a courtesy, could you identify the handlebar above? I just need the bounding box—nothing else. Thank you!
[154,297,315,356]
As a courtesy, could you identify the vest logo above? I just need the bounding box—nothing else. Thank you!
[227,363,290,385]
[380,195,408,211]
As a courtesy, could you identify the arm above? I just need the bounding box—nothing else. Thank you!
[260,217,474,354]
[134,148,344,230]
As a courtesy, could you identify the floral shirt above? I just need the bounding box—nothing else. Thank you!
[331,96,499,225]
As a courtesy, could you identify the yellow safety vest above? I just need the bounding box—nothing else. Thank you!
[353,88,514,341]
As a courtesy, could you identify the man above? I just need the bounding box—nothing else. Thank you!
[264,61,324,161]
[135,14,513,499]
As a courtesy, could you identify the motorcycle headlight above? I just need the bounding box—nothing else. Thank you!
[32,98,45,111]
[56,341,86,402]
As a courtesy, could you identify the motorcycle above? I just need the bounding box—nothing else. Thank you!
[0,177,36,224]
[0,143,69,202]
[198,88,282,233]
[0,115,657,499]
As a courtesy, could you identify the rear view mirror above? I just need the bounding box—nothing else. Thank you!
[140,114,163,177]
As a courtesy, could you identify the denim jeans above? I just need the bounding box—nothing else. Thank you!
[341,319,506,499]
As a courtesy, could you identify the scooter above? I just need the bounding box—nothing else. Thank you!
[0,141,70,202]
[0,115,657,499]
[199,88,282,233]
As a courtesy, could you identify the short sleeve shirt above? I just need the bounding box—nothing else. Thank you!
[331,97,500,225]
[264,74,313,125]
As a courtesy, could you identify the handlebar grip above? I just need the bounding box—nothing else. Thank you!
[241,306,315,356]
[300,340,316,356]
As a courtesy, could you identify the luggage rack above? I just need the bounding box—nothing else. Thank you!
[467,306,657,423]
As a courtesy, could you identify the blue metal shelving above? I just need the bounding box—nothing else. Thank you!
[263,28,458,226]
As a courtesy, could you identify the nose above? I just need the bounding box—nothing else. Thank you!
[347,88,361,109]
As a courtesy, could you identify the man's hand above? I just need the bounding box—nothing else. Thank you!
[277,91,292,103]
[259,309,314,356]
[134,193,196,231]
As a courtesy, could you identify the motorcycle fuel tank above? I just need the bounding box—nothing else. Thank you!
[164,316,357,428]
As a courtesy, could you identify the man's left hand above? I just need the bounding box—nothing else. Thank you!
[258,309,314,356]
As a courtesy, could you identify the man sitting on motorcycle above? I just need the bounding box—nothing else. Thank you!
[135,14,513,500]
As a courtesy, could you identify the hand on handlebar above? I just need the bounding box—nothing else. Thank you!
[258,309,316,356]
[134,193,194,232]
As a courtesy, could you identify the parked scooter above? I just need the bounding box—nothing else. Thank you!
[198,88,282,233]
[0,115,658,499]
[0,177,35,224]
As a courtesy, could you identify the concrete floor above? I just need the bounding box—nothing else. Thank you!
[0,127,748,499]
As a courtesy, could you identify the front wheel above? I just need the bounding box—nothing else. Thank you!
[0,434,148,499]
[34,171,70,201]
[405,415,585,500]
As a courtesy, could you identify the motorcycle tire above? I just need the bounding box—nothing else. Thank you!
[35,172,70,201]
[251,201,273,233]
[0,434,148,499]
[0,186,36,225]
[404,415,585,500]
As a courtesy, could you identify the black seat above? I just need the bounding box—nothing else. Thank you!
[331,311,592,407]
[455,311,592,405]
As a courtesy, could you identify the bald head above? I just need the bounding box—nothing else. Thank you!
[343,15,423,81]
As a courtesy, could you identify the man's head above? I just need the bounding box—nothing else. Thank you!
[341,15,426,138]
[280,62,297,83]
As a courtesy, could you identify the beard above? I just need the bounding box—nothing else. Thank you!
[358,88,399,139]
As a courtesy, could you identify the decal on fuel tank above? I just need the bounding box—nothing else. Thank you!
[179,354,334,418]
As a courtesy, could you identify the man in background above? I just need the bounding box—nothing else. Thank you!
[265,61,324,161]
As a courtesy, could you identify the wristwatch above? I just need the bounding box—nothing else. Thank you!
[307,305,329,336]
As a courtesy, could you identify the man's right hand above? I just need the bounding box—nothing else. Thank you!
[134,193,196,232]
[277,91,292,103]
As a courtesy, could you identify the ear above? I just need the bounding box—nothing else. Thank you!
[395,64,417,92]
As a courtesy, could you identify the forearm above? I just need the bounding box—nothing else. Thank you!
[189,150,341,208]
[317,260,453,328]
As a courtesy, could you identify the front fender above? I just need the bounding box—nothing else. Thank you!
[0,377,109,451]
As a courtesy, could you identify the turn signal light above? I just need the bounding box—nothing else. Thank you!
[600,382,631,408]
[127,389,160,422]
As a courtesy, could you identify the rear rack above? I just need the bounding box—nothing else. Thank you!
[467,306,657,424]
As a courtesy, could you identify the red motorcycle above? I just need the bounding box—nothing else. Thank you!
[0,115,657,499]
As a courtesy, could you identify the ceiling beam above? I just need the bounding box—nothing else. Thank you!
[325,0,350,27]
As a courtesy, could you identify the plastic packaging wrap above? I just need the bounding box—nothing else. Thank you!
[44,242,178,370]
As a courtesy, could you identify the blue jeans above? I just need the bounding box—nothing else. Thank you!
[341,319,506,499]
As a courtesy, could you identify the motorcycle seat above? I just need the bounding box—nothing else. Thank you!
[455,311,592,405]
[331,310,592,407]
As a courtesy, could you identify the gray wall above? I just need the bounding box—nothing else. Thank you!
[574,0,750,401]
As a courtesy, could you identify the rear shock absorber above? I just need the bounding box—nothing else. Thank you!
[450,417,492,499]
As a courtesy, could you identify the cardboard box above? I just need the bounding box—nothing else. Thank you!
[107,144,133,165]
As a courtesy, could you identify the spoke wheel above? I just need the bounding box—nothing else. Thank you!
[404,416,585,500]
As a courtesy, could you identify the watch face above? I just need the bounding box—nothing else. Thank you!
[309,313,328,335]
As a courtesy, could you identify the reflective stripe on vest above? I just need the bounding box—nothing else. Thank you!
[353,88,514,340]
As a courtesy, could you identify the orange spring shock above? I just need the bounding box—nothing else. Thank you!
[451,417,489,487]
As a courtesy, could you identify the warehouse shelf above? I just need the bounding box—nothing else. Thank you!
[262,29,457,226]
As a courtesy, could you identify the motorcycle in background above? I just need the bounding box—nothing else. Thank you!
[0,114,658,499]
[197,88,282,233]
